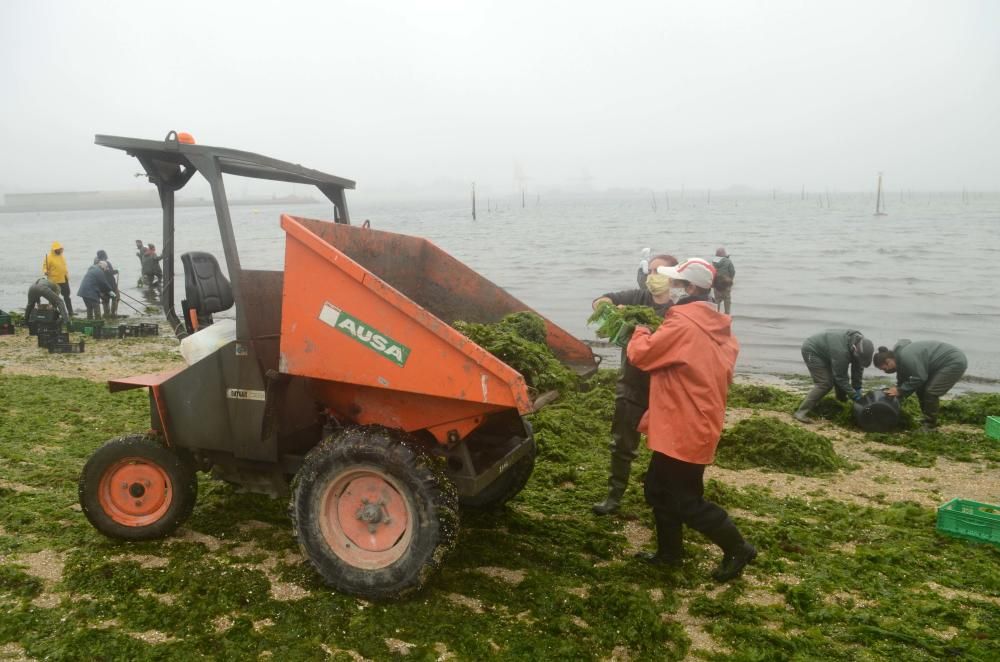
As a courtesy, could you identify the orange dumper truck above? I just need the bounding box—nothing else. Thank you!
[78,132,597,599]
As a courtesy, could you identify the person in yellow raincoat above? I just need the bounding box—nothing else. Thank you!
[43,241,73,316]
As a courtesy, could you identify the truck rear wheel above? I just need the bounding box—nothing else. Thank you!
[79,434,198,541]
[291,427,458,600]
[459,438,536,509]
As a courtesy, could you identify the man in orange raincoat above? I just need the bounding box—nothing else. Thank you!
[627,257,756,582]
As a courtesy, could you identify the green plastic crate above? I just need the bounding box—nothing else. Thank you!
[70,319,104,335]
[986,416,1000,441]
[936,498,1000,547]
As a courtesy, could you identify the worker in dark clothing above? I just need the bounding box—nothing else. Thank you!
[794,329,874,423]
[94,250,119,318]
[77,261,115,320]
[874,340,967,430]
[25,278,70,328]
[711,248,735,314]
[590,253,678,516]
[138,242,163,288]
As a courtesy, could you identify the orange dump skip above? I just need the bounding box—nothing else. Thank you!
[278,214,595,434]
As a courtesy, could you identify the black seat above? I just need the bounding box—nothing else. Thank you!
[181,252,233,329]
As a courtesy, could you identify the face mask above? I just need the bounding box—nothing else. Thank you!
[669,287,687,303]
[645,273,671,295]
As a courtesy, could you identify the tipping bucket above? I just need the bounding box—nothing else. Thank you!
[853,389,901,432]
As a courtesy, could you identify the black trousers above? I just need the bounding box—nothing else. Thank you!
[58,281,73,315]
[644,451,743,553]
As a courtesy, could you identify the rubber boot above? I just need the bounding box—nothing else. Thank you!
[101,298,111,319]
[592,488,623,516]
[593,456,631,515]
[704,518,757,582]
[920,395,940,431]
[793,408,812,424]
[635,509,684,566]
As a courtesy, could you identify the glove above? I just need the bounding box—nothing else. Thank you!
[853,388,863,402]
[639,247,651,274]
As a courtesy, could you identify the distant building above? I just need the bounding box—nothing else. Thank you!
[1,190,315,213]
[2,190,160,212]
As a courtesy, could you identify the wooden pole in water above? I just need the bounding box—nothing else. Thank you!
[874,172,887,216]
[521,187,525,208]
[472,182,476,220]
[650,191,657,212]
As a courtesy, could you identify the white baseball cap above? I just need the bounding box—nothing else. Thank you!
[656,258,716,289]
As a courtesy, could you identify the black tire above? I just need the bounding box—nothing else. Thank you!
[79,434,198,541]
[290,426,458,600]
[459,438,537,509]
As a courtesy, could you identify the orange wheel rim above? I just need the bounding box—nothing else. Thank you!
[319,466,412,570]
[97,457,173,527]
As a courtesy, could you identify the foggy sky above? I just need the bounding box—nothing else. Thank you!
[1,0,998,197]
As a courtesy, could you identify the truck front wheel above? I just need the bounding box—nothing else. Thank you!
[291,427,458,600]
[78,434,198,541]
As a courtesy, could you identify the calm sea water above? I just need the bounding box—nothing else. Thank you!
[2,192,998,387]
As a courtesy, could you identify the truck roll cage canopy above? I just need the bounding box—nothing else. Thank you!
[95,130,356,340]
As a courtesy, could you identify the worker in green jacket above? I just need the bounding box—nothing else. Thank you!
[711,248,735,314]
[793,329,874,423]
[873,340,967,430]
[25,277,70,328]
[589,253,678,516]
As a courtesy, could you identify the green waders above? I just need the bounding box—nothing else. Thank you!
[592,397,646,515]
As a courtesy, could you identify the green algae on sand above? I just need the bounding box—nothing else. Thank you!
[716,415,850,476]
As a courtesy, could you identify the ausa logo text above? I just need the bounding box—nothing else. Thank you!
[319,302,411,367]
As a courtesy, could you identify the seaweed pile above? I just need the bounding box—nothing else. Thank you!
[454,312,576,394]
[715,415,849,476]
[939,392,1000,426]
[587,302,661,343]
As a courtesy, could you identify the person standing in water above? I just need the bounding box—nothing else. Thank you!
[589,253,679,516]
[874,341,968,430]
[711,247,735,314]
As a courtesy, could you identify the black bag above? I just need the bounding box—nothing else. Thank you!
[853,389,901,432]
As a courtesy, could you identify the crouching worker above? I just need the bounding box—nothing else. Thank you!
[874,340,968,430]
[25,278,70,328]
[627,258,756,582]
[793,329,874,423]
[77,261,114,320]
